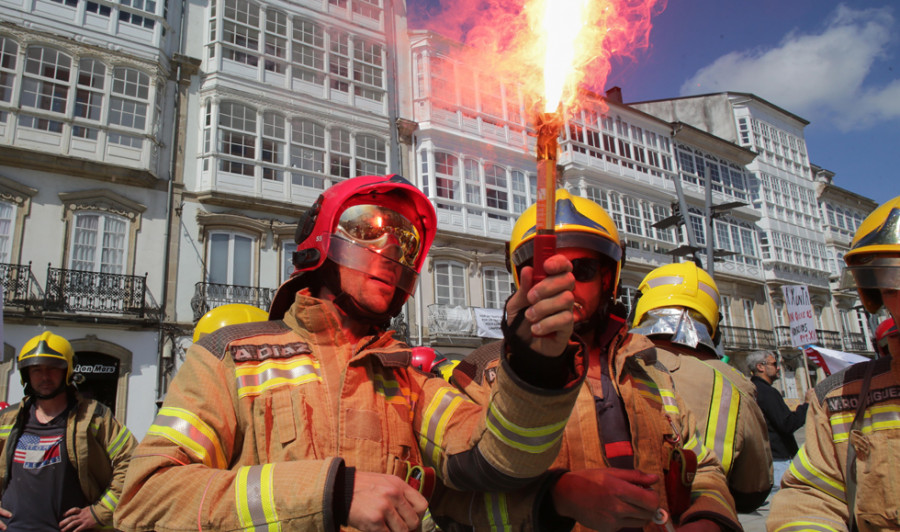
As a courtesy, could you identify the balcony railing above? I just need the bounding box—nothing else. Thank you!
[844,332,869,352]
[191,282,276,321]
[44,266,149,317]
[719,325,776,351]
[0,261,42,309]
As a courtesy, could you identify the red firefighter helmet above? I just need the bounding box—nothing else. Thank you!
[875,317,897,356]
[270,175,437,321]
[0,402,9,410]
[410,347,448,374]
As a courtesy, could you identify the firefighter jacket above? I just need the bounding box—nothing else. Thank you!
[115,292,585,531]
[768,355,900,532]
[656,348,773,512]
[436,323,741,532]
[0,391,137,527]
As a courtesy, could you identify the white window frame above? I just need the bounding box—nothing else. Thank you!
[435,260,467,307]
[207,231,255,286]
[69,212,128,274]
[483,267,512,309]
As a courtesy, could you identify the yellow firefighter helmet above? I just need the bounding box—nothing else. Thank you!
[193,303,269,342]
[633,262,721,336]
[844,195,900,313]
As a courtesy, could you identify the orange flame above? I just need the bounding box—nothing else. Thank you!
[413,0,665,116]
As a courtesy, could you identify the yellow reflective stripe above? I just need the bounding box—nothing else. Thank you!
[773,521,843,532]
[373,373,413,407]
[0,423,13,438]
[788,447,846,503]
[659,389,680,415]
[106,427,132,458]
[484,492,510,532]
[147,407,226,468]
[99,488,118,511]
[485,401,566,454]
[683,434,708,462]
[830,404,900,442]
[420,387,466,469]
[691,488,735,517]
[236,357,321,398]
[705,372,740,474]
[235,464,281,531]
[633,377,663,405]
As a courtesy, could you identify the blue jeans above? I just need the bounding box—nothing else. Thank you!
[772,459,791,494]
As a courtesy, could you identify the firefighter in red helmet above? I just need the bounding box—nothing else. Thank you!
[117,175,585,532]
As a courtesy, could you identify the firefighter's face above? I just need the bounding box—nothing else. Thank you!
[557,247,615,325]
[28,365,66,396]
[338,262,398,316]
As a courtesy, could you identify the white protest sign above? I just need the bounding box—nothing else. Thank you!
[473,307,503,339]
[781,284,818,347]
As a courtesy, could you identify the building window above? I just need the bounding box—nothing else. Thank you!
[352,39,383,102]
[222,0,260,66]
[743,299,756,329]
[108,67,150,145]
[20,46,70,133]
[464,159,481,205]
[434,152,460,203]
[0,201,15,263]
[264,9,287,73]
[261,111,286,180]
[618,285,638,317]
[70,212,127,274]
[329,127,351,179]
[0,38,17,122]
[720,295,732,326]
[119,0,157,28]
[435,260,466,306]
[208,232,254,286]
[355,134,386,175]
[281,240,295,283]
[218,101,257,176]
[483,268,511,309]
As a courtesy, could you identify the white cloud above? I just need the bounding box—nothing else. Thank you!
[679,4,899,131]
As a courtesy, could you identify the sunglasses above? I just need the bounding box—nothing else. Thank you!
[571,258,603,283]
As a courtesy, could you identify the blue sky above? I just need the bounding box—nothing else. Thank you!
[409,0,900,203]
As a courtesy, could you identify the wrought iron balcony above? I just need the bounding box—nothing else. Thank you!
[719,325,776,351]
[0,261,42,309]
[843,332,869,352]
[191,281,276,321]
[44,266,149,317]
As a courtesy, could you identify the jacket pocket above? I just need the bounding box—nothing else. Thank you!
[255,386,322,462]
[853,429,900,529]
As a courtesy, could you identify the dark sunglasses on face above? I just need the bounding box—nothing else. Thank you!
[571,258,602,282]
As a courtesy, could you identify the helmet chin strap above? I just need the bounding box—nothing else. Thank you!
[321,261,405,329]
[26,381,68,401]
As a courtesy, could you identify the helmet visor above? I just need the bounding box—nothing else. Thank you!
[328,236,420,296]
[844,257,900,290]
[335,205,421,268]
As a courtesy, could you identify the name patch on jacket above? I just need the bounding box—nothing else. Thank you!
[230,341,312,362]
[826,385,900,413]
